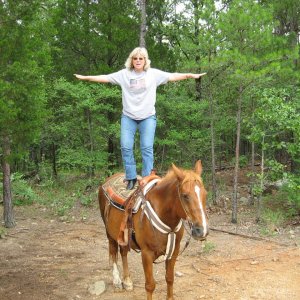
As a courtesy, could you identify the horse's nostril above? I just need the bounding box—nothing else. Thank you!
[192,226,209,238]
[192,226,204,236]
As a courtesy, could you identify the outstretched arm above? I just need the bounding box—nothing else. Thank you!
[168,72,207,82]
[74,74,110,83]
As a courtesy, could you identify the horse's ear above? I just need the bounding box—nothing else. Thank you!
[172,163,184,181]
[194,160,203,176]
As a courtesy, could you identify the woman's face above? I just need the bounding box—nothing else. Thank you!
[132,55,145,72]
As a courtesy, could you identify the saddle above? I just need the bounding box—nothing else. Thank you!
[102,171,161,247]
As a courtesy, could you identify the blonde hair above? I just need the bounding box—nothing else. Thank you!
[124,47,151,71]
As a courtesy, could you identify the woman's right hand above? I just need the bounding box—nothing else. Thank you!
[74,74,85,80]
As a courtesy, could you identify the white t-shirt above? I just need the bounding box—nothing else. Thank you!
[107,68,171,120]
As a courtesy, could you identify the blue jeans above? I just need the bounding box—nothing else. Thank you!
[121,114,157,179]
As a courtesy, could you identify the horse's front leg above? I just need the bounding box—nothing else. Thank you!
[141,250,155,300]
[165,257,177,300]
[120,245,133,291]
[165,232,183,300]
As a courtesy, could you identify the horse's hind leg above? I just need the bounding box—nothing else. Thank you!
[108,237,123,290]
[120,246,133,291]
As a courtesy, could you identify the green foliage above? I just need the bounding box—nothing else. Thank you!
[265,159,285,182]
[201,241,216,255]
[231,155,248,168]
[246,87,300,204]
[247,88,299,147]
[259,205,286,237]
[261,209,285,227]
[11,173,38,206]
[43,78,121,175]
[33,173,99,217]
[1,0,299,228]
[282,175,300,215]
[78,194,94,207]
[51,0,139,77]
[156,86,211,169]
[259,174,300,234]
[0,227,7,239]
[52,196,76,217]
[58,148,108,172]
[0,0,52,154]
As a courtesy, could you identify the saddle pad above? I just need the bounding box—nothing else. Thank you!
[102,173,160,213]
[102,173,137,200]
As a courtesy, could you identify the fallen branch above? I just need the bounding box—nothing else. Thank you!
[210,227,291,247]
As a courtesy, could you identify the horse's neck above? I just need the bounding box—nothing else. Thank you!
[147,179,181,229]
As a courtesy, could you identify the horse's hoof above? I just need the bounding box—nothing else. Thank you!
[113,282,123,290]
[123,278,133,291]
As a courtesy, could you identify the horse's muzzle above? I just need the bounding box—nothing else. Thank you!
[191,225,209,241]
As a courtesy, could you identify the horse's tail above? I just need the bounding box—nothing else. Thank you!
[98,185,110,225]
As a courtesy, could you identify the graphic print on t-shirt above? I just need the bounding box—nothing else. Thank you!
[130,78,146,93]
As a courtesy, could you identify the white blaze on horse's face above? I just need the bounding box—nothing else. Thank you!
[194,185,208,238]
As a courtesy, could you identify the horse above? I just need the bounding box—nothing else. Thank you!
[98,160,209,300]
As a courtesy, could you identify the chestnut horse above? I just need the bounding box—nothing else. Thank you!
[98,160,209,300]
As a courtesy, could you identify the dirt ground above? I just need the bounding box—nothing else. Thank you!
[0,203,299,300]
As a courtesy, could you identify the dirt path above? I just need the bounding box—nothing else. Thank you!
[1,205,299,300]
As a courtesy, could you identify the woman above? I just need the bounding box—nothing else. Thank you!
[74,47,206,190]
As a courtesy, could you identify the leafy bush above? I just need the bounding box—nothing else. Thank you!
[231,155,248,168]
[79,194,94,207]
[282,175,300,215]
[265,159,285,182]
[11,173,38,206]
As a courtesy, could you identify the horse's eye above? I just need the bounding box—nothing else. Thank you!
[182,193,190,201]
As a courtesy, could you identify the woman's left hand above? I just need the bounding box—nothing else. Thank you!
[191,73,207,79]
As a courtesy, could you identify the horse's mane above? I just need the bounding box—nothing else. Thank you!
[160,166,204,187]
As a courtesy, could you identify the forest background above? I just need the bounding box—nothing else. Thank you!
[0,0,299,229]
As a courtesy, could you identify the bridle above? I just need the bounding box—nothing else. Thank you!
[176,179,209,232]
[176,179,204,220]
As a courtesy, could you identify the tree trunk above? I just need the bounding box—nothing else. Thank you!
[208,73,217,205]
[232,85,243,224]
[192,0,203,100]
[249,141,255,205]
[256,136,265,223]
[52,142,57,178]
[290,131,300,175]
[139,0,147,48]
[86,108,95,177]
[159,144,165,174]
[2,135,15,228]
[249,96,255,205]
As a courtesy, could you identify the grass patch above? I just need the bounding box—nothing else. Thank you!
[258,190,295,236]
[201,241,216,255]
[7,171,101,218]
[0,226,7,238]
[258,208,285,236]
